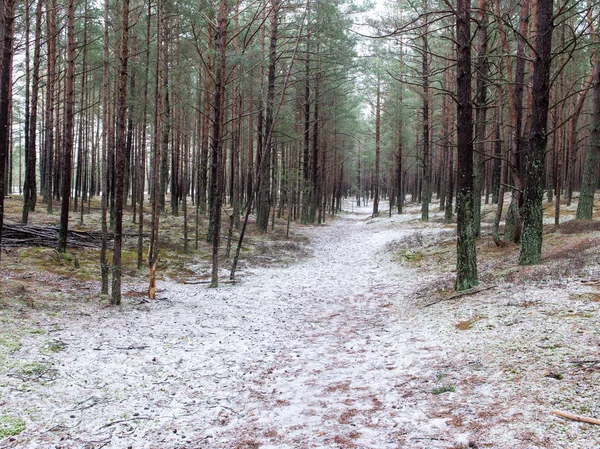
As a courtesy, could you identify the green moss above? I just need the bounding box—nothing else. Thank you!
[0,414,26,438]
[0,336,21,354]
[432,385,455,395]
[10,361,48,377]
[42,340,65,353]
[394,249,423,264]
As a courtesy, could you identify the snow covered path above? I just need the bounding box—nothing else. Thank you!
[4,209,451,449]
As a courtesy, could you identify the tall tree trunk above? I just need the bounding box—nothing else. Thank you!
[149,0,163,299]
[231,0,241,228]
[23,0,43,222]
[565,70,593,206]
[396,40,404,214]
[160,27,170,214]
[373,72,381,217]
[138,1,152,270]
[57,0,76,253]
[100,0,110,294]
[310,69,320,224]
[257,0,279,232]
[519,0,554,265]
[23,0,31,216]
[301,34,311,222]
[473,0,488,238]
[421,2,430,221]
[505,0,530,242]
[0,0,13,258]
[209,0,228,287]
[576,60,600,220]
[455,0,478,290]
[111,0,129,306]
[44,0,56,214]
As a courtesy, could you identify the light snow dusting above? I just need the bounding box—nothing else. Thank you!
[2,202,600,448]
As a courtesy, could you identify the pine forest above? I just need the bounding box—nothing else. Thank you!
[2,0,600,447]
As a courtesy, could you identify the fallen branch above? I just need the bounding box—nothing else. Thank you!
[570,360,600,366]
[551,410,600,426]
[1,223,118,249]
[421,285,496,308]
[183,279,236,285]
[99,416,152,429]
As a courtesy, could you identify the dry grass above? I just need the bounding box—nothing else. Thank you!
[455,315,485,330]
[394,199,600,307]
[557,219,600,235]
[0,194,316,362]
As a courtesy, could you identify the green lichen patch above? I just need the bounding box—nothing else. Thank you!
[0,414,26,438]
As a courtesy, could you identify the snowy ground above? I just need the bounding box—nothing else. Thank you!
[2,202,600,448]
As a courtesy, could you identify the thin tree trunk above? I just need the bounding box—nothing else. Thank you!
[148,0,163,300]
[373,72,381,217]
[111,0,129,306]
[100,0,110,294]
[576,60,600,220]
[421,2,430,221]
[473,0,488,238]
[138,1,151,270]
[0,0,13,259]
[257,0,279,232]
[209,0,228,288]
[301,34,311,222]
[23,0,43,222]
[57,0,76,253]
[44,0,56,214]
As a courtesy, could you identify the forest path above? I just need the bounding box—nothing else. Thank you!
[4,206,452,449]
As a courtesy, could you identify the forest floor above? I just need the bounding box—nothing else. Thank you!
[2,197,600,448]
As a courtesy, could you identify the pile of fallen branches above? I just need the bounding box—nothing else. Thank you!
[1,223,113,249]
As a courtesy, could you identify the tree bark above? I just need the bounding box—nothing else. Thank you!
[43,0,56,214]
[455,0,478,290]
[57,0,76,253]
[257,0,279,232]
[111,0,129,306]
[519,0,554,265]
[576,60,600,220]
[421,1,430,221]
[148,0,163,300]
[0,0,13,258]
[23,0,43,222]
[473,0,488,238]
[100,0,110,294]
[373,72,381,217]
[209,0,228,287]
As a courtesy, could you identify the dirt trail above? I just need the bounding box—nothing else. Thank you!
[2,208,453,449]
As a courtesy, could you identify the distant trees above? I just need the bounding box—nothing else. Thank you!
[371,0,599,288]
[1,0,600,294]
